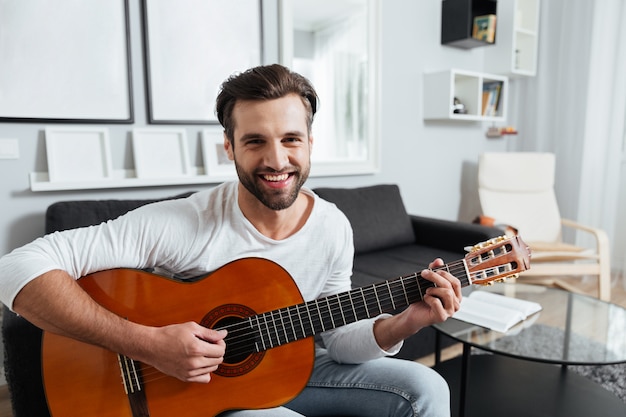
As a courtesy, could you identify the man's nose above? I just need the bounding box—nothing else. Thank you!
[263,142,289,170]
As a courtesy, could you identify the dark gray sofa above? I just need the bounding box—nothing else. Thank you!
[1,184,501,416]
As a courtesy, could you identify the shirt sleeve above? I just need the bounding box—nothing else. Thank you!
[320,314,403,364]
[0,198,202,310]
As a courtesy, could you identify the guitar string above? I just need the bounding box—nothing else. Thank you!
[199,258,511,359]
[131,261,509,385]
[220,263,471,351]
[128,260,491,384]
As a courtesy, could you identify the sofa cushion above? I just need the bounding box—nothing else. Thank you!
[314,184,415,254]
[45,192,195,234]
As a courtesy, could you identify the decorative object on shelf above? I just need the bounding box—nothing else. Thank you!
[45,127,113,183]
[132,128,191,179]
[202,129,236,178]
[0,0,133,123]
[472,14,497,43]
[486,126,518,138]
[452,97,468,114]
[441,0,498,49]
[142,0,262,124]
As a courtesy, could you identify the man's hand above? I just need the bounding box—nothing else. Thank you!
[373,258,462,351]
[142,323,227,383]
[407,258,462,325]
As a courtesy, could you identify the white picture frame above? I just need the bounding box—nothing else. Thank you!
[142,0,262,123]
[202,129,236,177]
[45,127,113,183]
[0,0,133,122]
[132,128,191,179]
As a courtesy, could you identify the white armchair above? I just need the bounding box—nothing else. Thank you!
[477,152,611,301]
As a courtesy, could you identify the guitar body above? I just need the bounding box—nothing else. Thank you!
[42,258,314,417]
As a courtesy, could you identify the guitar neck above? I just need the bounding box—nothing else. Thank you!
[223,259,470,355]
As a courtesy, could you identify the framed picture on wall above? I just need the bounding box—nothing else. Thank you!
[142,0,263,124]
[45,127,113,183]
[132,128,191,179]
[0,0,133,123]
[202,129,236,177]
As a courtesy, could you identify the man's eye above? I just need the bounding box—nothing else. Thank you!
[245,139,264,145]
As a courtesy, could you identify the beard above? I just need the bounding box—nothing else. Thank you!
[235,162,310,210]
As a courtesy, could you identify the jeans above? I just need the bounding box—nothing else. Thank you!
[219,348,450,417]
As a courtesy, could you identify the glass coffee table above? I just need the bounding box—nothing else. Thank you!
[432,283,626,417]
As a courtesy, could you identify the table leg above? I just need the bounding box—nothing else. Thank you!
[435,329,442,365]
[459,343,471,417]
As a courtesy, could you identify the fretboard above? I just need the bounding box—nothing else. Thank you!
[221,260,470,358]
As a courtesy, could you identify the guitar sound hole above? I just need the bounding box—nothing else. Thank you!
[201,304,265,378]
[214,316,255,364]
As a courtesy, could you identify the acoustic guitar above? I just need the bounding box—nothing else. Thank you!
[42,235,530,417]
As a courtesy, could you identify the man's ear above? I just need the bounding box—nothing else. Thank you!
[224,132,234,161]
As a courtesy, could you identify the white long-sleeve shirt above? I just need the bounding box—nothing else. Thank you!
[0,181,401,363]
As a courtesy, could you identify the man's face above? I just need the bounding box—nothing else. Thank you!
[225,94,313,210]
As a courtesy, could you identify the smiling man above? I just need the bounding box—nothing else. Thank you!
[0,64,461,417]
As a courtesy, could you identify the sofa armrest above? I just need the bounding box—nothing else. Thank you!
[410,215,503,254]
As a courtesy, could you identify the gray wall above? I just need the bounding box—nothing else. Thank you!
[0,0,513,256]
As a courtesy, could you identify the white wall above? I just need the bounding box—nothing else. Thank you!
[0,0,515,256]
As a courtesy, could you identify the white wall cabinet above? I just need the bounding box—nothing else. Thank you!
[423,69,508,122]
[484,0,541,77]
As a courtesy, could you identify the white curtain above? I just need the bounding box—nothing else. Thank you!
[510,0,626,283]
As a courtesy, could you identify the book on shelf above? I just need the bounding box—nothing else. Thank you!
[472,14,496,43]
[481,81,503,116]
[453,291,542,333]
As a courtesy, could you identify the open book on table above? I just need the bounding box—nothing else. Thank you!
[453,291,542,333]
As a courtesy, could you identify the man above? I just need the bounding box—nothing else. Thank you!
[0,64,461,416]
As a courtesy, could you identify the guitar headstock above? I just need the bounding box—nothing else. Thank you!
[464,235,531,285]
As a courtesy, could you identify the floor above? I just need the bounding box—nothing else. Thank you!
[0,276,625,417]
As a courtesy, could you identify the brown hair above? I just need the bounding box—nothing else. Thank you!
[215,64,318,141]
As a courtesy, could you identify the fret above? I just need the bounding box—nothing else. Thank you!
[262,313,275,348]
[249,316,262,352]
[388,280,404,311]
[336,294,347,326]
[276,308,289,345]
[354,288,369,321]
[304,302,315,335]
[374,285,383,315]
[348,291,358,322]
[319,298,334,332]
[329,295,344,328]
[285,306,299,342]
[415,274,424,301]
[386,281,396,310]
[359,287,371,319]
[270,310,283,346]
[325,298,335,329]
[400,277,410,305]
[313,299,325,332]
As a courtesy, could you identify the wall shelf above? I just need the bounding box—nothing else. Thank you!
[423,69,508,121]
[484,0,541,77]
[29,168,236,192]
[441,0,498,49]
